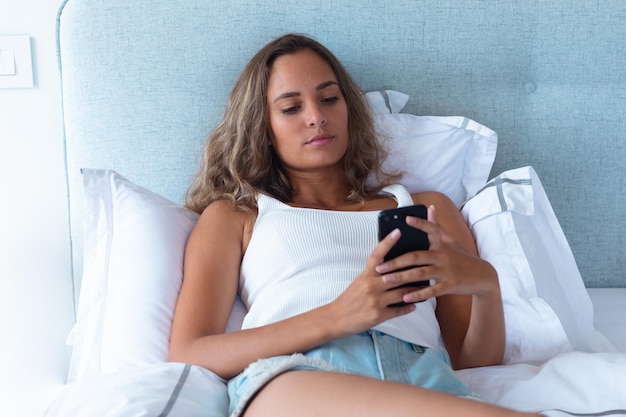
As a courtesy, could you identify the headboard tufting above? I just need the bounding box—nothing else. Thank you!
[57,0,626,297]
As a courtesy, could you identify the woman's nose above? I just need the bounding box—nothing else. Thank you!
[307,105,327,127]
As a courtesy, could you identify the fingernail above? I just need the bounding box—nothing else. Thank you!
[390,228,400,240]
[382,273,396,283]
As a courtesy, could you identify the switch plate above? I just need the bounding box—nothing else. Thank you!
[0,36,34,89]
[0,49,16,75]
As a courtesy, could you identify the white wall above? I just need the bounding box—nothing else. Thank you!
[0,0,75,415]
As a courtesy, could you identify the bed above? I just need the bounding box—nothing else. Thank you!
[44,0,626,415]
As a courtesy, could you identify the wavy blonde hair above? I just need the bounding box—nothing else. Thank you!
[185,33,399,213]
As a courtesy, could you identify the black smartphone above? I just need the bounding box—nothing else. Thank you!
[378,204,430,304]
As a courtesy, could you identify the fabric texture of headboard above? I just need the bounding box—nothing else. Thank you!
[57,0,626,297]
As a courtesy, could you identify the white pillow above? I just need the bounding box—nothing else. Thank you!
[45,362,228,417]
[66,169,199,382]
[364,89,410,114]
[67,169,246,383]
[365,90,498,207]
[461,166,615,363]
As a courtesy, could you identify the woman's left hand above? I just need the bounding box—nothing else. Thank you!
[376,193,505,369]
[375,205,498,304]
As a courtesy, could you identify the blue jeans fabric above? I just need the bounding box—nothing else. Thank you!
[227,330,475,416]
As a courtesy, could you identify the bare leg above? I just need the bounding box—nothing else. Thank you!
[245,370,540,417]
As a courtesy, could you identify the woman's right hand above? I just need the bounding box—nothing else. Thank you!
[323,228,417,338]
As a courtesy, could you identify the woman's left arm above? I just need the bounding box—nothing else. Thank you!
[406,192,505,370]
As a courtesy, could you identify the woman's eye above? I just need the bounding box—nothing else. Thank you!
[322,96,339,104]
[281,106,299,115]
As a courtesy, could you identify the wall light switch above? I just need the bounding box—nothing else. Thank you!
[0,49,16,75]
[0,36,34,89]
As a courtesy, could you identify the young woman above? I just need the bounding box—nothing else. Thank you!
[169,33,540,417]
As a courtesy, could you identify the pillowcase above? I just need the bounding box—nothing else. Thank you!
[46,362,228,417]
[364,90,498,207]
[66,169,199,382]
[67,169,246,383]
[364,89,409,114]
[461,166,615,363]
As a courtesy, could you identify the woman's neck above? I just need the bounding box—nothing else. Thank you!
[283,165,350,209]
[287,175,395,211]
[289,178,355,210]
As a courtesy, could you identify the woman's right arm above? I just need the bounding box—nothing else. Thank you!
[168,201,415,380]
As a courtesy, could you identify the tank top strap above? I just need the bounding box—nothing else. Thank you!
[382,184,414,207]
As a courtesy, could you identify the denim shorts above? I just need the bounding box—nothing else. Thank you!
[227,330,475,416]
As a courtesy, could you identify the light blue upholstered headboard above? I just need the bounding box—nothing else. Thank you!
[57,0,626,292]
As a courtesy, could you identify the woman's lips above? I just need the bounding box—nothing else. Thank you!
[306,134,334,146]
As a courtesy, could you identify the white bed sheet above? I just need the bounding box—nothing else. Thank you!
[456,351,626,416]
[588,288,626,352]
[47,351,626,417]
[47,288,626,417]
[452,288,626,417]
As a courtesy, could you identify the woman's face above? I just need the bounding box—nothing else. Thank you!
[266,49,349,176]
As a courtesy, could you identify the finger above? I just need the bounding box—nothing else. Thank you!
[402,281,441,303]
[380,265,433,288]
[383,290,420,311]
[385,280,434,306]
[405,213,437,235]
[420,204,456,245]
[406,206,443,247]
[427,204,437,224]
[388,302,417,315]
[370,228,401,267]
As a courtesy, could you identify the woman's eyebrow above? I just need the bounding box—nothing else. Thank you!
[273,80,339,103]
[316,80,338,91]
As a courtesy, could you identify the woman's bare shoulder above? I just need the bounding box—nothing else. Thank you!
[197,199,256,223]
[410,190,457,211]
[192,199,257,251]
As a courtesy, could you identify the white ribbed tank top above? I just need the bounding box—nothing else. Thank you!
[239,184,443,349]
